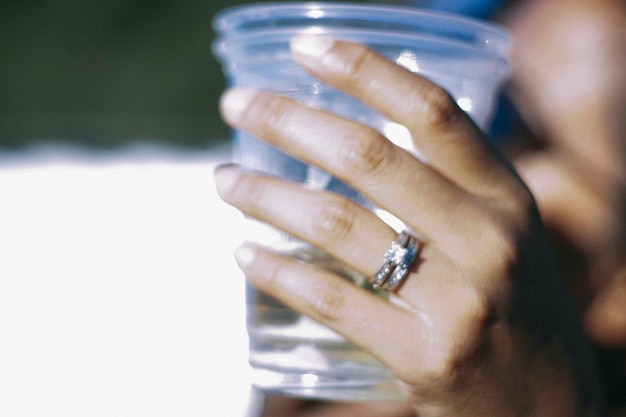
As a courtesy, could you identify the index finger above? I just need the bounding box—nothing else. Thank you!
[290,35,519,200]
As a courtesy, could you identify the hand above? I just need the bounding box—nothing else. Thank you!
[215,35,603,416]
[504,0,626,347]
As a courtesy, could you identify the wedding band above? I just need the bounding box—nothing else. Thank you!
[371,230,419,291]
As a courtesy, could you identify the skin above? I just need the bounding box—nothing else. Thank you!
[502,2,626,412]
[214,35,605,416]
[502,0,626,350]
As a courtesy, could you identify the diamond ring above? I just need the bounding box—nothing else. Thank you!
[371,230,419,291]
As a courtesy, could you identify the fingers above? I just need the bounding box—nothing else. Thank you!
[214,36,528,404]
[214,164,396,276]
[235,241,496,390]
[220,88,480,253]
[218,37,531,251]
[289,35,520,199]
[214,163,479,308]
[214,163,492,383]
[213,160,476,319]
[234,241,488,384]
[233,243,418,368]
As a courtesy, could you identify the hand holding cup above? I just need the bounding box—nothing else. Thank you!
[215,36,603,416]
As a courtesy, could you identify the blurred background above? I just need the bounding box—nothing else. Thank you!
[1,2,263,416]
[0,0,506,151]
[0,0,245,150]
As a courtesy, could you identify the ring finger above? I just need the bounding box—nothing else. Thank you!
[215,164,402,277]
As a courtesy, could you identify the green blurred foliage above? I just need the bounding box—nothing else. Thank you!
[0,0,262,149]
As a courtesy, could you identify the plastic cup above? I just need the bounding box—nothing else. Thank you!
[212,2,510,401]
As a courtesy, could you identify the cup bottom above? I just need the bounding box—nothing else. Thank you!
[250,367,407,402]
[248,315,407,401]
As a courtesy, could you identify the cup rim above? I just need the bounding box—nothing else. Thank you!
[213,2,511,57]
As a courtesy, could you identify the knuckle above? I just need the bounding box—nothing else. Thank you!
[258,95,292,134]
[461,203,522,277]
[441,198,505,264]
[498,234,521,273]
[338,130,393,177]
[420,84,463,130]
[482,216,521,275]
[261,252,287,288]
[336,43,371,79]
[308,281,346,323]
[315,197,357,245]
[403,343,463,391]
[230,174,268,211]
[498,179,536,215]
[510,187,538,225]
[404,290,495,391]
[457,291,494,343]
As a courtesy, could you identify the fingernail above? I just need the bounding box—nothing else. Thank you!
[290,34,336,60]
[213,164,239,197]
[220,88,258,124]
[235,243,256,269]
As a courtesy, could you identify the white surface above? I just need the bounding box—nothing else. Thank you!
[0,144,252,417]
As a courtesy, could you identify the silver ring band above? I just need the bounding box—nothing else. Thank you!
[372,230,419,291]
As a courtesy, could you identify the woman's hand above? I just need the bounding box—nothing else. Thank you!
[215,35,603,416]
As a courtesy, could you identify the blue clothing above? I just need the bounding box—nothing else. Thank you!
[408,0,504,18]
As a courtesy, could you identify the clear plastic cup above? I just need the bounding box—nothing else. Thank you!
[212,2,510,401]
